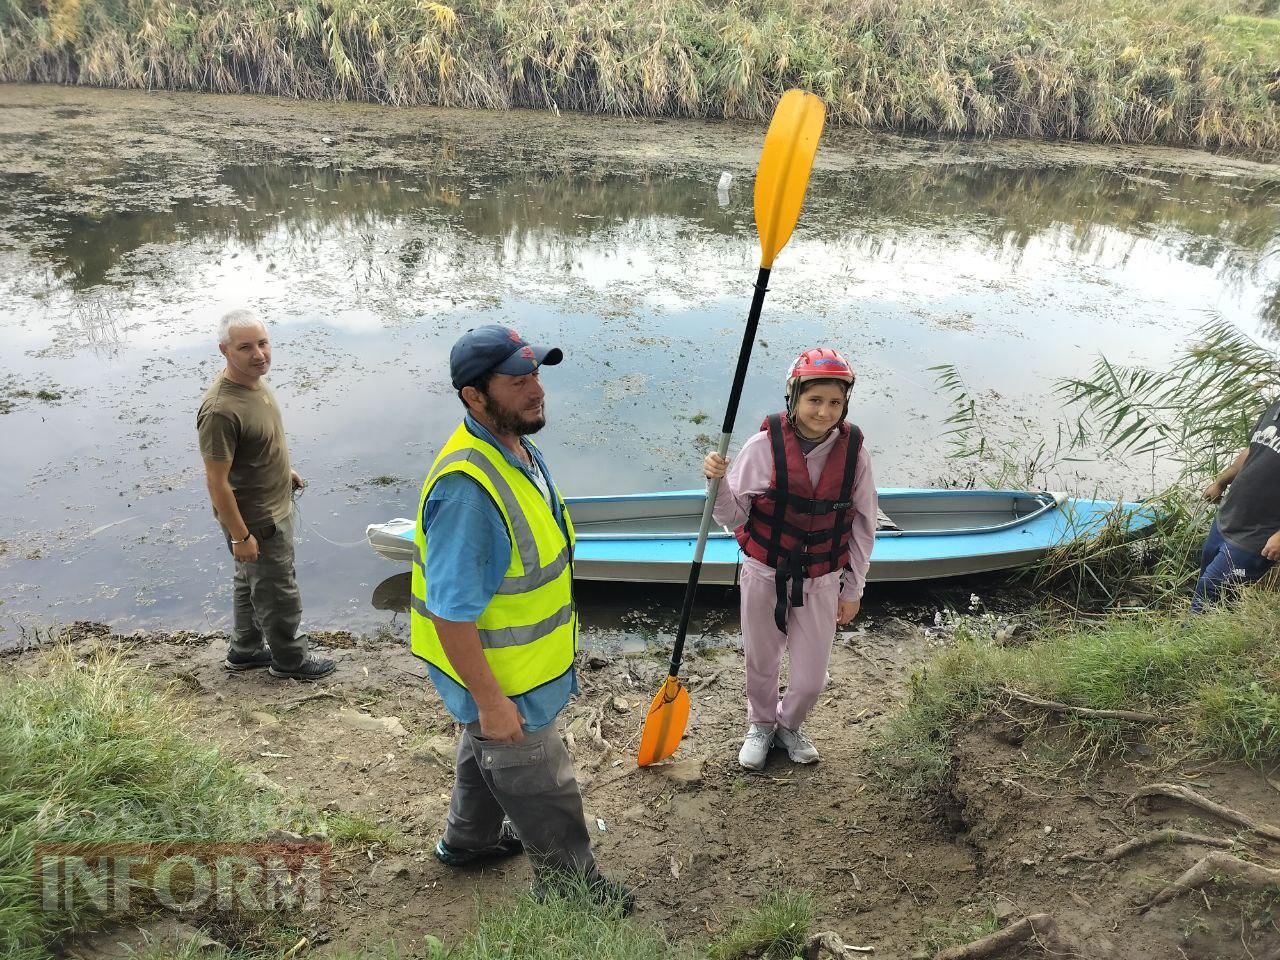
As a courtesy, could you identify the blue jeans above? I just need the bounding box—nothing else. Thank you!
[1191,520,1275,612]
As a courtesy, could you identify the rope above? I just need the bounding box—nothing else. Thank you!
[291,490,372,549]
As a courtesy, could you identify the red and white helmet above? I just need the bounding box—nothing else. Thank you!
[785,347,856,405]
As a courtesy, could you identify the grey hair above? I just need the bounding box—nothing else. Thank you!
[217,309,266,345]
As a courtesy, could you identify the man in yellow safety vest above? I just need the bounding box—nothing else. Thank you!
[410,324,632,912]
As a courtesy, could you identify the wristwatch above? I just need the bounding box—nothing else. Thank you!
[230,533,252,545]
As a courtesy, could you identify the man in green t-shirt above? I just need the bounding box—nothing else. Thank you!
[197,309,334,681]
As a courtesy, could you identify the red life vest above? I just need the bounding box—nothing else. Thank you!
[734,413,863,631]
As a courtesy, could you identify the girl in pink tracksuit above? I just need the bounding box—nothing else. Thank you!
[704,348,876,770]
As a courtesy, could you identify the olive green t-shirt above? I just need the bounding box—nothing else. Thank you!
[197,376,292,528]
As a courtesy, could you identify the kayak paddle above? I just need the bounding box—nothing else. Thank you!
[637,89,826,767]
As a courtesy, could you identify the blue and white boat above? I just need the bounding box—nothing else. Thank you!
[366,488,1158,584]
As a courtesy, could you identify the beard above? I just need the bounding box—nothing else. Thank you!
[482,393,546,436]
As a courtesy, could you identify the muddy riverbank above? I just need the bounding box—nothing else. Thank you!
[13,614,1277,960]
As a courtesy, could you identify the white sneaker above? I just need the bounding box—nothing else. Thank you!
[775,725,820,764]
[738,723,775,770]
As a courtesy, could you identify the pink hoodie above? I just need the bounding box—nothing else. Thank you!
[710,423,877,602]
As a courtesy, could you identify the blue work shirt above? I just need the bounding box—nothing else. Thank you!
[421,414,577,731]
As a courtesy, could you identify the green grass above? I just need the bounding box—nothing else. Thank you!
[2,0,1280,150]
[323,811,397,846]
[429,886,810,960]
[128,887,816,960]
[1212,14,1280,61]
[0,645,302,960]
[444,884,667,960]
[876,590,1280,795]
[919,906,1000,953]
[704,891,813,960]
[129,887,812,960]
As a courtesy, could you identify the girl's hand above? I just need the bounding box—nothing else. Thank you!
[703,452,729,480]
[836,599,860,625]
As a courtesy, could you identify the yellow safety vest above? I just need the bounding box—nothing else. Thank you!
[410,422,577,696]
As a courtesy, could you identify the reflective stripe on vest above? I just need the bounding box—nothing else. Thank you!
[409,593,574,650]
[409,422,577,696]
[414,448,570,595]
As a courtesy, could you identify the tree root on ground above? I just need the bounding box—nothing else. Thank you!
[1127,783,1280,842]
[1139,851,1280,914]
[933,914,1081,960]
[565,705,612,754]
[801,931,874,958]
[1001,687,1163,723]
[1063,828,1234,863]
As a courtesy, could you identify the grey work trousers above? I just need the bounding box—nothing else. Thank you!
[225,508,306,669]
[444,720,598,886]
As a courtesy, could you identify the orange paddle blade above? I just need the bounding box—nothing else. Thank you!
[754,89,826,269]
[637,675,691,767]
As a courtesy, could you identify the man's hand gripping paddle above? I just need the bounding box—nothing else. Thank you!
[637,90,826,767]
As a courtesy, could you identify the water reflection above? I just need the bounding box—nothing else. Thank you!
[6,162,1278,326]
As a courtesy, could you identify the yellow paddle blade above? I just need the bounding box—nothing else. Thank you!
[754,89,826,269]
[637,675,691,767]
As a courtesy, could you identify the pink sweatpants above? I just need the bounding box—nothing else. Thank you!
[739,560,839,730]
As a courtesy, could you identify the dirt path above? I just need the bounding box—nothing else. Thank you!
[33,620,1280,960]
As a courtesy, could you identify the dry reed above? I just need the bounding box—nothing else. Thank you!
[3,0,1280,150]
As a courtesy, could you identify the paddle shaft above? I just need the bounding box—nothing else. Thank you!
[667,265,771,679]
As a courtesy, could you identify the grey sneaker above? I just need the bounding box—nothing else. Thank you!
[738,722,775,770]
[775,725,819,764]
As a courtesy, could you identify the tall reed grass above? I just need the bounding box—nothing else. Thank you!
[3,0,1279,151]
[1043,319,1280,605]
[935,320,1280,608]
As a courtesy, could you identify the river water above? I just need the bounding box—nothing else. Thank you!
[1,86,1278,644]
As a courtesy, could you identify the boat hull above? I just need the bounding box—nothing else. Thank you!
[366,488,1158,585]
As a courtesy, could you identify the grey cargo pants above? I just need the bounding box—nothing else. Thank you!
[444,720,598,887]
[225,508,306,669]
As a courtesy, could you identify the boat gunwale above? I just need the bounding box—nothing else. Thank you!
[568,491,1062,541]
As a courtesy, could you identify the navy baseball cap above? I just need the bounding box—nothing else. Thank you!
[449,325,563,390]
